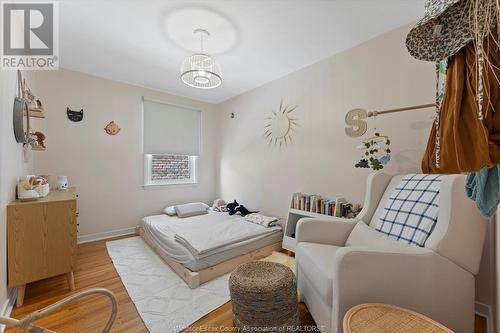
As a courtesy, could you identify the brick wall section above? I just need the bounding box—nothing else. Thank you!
[151,155,190,180]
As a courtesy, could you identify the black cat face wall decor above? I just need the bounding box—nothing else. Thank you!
[67,107,84,122]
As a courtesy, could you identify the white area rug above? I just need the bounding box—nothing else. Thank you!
[106,237,230,332]
[261,251,296,273]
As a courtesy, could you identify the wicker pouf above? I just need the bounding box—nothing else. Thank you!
[229,261,299,332]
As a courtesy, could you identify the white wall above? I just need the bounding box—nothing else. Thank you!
[28,69,217,238]
[476,218,495,309]
[215,24,435,218]
[0,71,33,306]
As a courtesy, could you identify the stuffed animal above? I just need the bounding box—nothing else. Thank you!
[32,131,45,148]
[235,205,256,216]
[227,200,239,215]
[345,203,362,219]
[226,200,257,216]
[212,199,227,212]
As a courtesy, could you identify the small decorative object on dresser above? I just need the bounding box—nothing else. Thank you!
[7,188,78,306]
[57,175,69,190]
[283,193,360,251]
[16,175,50,201]
[229,261,299,332]
[33,176,50,197]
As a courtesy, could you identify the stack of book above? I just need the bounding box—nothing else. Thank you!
[291,193,352,218]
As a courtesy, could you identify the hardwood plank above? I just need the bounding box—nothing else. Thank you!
[6,235,488,333]
[7,235,147,333]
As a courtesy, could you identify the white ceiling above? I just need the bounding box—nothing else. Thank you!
[59,0,425,104]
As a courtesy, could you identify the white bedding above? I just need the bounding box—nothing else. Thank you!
[173,213,281,258]
[140,211,283,271]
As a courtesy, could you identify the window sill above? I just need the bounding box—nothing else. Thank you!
[142,182,200,190]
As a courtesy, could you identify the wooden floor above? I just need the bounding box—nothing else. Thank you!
[7,235,486,333]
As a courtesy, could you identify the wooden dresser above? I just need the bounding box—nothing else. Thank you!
[7,188,77,306]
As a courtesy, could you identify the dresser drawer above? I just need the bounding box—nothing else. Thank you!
[7,197,77,287]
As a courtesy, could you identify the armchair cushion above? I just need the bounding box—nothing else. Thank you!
[295,242,340,306]
[296,218,358,246]
[375,174,442,246]
[346,221,413,250]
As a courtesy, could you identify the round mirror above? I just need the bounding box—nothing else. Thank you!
[13,97,30,144]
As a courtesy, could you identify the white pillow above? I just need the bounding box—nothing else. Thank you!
[174,202,209,218]
[163,206,176,216]
[163,203,209,216]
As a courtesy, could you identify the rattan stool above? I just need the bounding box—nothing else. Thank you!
[229,261,299,332]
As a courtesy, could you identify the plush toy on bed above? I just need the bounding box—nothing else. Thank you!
[212,199,228,212]
[226,200,239,214]
[226,200,257,216]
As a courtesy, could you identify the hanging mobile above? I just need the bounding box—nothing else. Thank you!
[354,114,391,171]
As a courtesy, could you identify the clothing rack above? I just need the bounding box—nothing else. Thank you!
[345,103,437,137]
[367,103,436,117]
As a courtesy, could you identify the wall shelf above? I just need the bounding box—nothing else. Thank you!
[31,146,46,151]
[24,109,45,118]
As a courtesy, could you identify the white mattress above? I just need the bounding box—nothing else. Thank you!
[140,211,283,271]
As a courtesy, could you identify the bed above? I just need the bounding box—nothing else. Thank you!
[138,210,283,288]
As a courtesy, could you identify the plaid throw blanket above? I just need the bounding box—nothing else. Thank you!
[376,174,442,247]
[244,213,278,227]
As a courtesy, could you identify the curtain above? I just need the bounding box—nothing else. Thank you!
[143,98,201,156]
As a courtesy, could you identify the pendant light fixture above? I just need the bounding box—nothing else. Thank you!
[180,29,222,89]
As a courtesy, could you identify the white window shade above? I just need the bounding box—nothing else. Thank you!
[143,98,201,156]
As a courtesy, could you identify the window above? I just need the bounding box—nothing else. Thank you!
[144,154,197,185]
[142,98,201,186]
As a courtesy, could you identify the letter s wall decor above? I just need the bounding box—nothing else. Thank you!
[345,108,368,137]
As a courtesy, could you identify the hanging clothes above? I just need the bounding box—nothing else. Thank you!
[465,165,500,218]
[421,33,500,174]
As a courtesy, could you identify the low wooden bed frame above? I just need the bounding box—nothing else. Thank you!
[138,227,282,289]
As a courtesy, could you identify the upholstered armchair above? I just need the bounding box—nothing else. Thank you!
[295,173,487,333]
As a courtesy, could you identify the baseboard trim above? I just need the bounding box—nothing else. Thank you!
[0,288,17,333]
[77,227,137,244]
[475,301,493,333]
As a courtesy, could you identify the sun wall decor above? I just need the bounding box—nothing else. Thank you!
[264,100,299,148]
